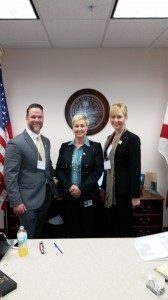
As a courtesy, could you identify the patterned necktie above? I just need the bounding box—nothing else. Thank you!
[36,135,45,161]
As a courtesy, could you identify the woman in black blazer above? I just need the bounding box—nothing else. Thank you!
[56,114,104,238]
[103,103,141,237]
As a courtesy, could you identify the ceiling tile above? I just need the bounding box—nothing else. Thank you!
[45,20,106,41]
[51,39,101,48]
[151,27,168,47]
[103,19,168,48]
[34,0,114,20]
[0,20,49,43]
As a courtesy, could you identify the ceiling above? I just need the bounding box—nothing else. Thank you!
[0,0,168,49]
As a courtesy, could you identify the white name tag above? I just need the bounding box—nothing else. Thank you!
[37,160,46,170]
[104,160,111,170]
[84,200,93,207]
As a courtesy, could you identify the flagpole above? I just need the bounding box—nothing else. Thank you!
[0,46,5,64]
[0,46,4,64]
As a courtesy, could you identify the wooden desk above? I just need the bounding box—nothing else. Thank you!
[133,190,164,236]
[1,238,168,300]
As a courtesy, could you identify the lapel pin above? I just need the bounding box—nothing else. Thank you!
[118,140,122,145]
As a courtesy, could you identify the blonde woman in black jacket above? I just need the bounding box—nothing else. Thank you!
[103,103,141,237]
[56,114,104,238]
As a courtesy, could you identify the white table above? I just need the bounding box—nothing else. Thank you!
[1,238,168,300]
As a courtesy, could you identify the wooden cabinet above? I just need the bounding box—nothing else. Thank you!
[133,190,164,236]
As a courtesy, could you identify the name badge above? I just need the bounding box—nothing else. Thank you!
[104,160,111,170]
[37,160,46,170]
[84,200,93,207]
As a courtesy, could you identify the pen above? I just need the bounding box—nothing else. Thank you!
[54,242,63,254]
[39,241,45,254]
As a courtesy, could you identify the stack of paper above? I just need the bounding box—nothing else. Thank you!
[134,231,168,261]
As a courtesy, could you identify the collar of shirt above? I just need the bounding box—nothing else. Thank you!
[26,127,40,144]
[68,137,90,147]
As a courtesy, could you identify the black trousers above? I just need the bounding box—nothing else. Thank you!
[104,194,133,237]
[65,197,96,238]
[19,184,53,238]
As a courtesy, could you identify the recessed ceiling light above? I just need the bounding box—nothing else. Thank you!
[0,0,38,19]
[112,0,168,18]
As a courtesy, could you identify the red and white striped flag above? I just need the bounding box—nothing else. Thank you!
[0,64,13,210]
[158,104,168,207]
[158,104,168,164]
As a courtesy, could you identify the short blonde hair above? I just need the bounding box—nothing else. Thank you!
[72,114,89,127]
[109,103,128,118]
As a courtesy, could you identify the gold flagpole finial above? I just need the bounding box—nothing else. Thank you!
[0,46,4,64]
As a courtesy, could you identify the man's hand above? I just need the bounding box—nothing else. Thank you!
[13,204,27,215]
[132,198,140,208]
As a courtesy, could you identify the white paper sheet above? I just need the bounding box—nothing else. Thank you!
[134,231,168,261]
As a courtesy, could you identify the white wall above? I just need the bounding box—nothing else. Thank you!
[2,48,168,225]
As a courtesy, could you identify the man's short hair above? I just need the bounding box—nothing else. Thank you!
[26,103,43,116]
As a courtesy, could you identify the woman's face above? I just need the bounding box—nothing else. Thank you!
[110,109,127,132]
[73,119,88,139]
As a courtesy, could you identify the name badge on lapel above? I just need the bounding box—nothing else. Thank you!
[84,200,93,207]
[104,160,111,170]
[37,160,45,170]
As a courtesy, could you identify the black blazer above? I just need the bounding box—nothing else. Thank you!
[56,140,104,200]
[103,130,141,198]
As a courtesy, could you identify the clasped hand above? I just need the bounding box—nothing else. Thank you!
[69,185,81,198]
[132,198,140,208]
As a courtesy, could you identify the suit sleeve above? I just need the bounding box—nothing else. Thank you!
[4,140,23,207]
[80,143,104,197]
[55,144,72,194]
[129,135,141,198]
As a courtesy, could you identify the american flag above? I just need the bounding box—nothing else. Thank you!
[0,64,13,209]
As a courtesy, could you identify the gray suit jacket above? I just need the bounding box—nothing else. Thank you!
[4,130,54,210]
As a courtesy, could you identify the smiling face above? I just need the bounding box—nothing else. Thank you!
[72,118,88,140]
[26,107,44,134]
[110,109,127,132]
[109,103,128,133]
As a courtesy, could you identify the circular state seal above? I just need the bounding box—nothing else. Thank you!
[65,89,110,135]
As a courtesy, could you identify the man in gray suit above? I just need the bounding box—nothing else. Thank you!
[4,103,54,238]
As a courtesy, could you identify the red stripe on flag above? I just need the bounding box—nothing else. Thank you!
[0,173,5,195]
[0,153,4,164]
[0,135,6,149]
[6,123,13,139]
[1,200,8,211]
[0,172,4,181]
[160,124,168,139]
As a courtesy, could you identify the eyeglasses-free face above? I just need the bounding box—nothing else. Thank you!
[72,119,88,140]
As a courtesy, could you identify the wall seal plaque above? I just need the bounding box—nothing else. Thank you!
[65,88,110,135]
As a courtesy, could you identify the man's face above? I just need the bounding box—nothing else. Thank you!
[26,107,44,134]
